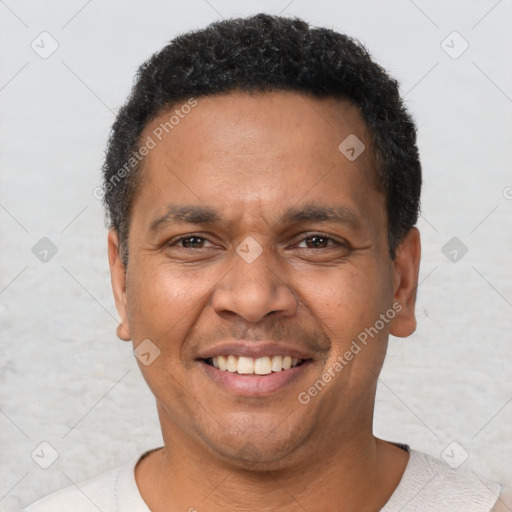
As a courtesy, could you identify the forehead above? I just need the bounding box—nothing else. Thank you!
[133,91,382,228]
[143,91,374,167]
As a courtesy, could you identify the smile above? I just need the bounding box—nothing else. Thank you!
[199,356,313,396]
[204,355,305,375]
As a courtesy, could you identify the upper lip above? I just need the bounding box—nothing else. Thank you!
[196,342,315,361]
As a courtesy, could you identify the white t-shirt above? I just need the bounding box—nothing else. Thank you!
[22,447,509,512]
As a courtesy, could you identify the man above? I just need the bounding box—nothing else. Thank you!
[23,13,509,512]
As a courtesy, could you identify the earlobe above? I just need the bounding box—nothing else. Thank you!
[389,227,421,338]
[116,322,131,342]
[108,230,131,341]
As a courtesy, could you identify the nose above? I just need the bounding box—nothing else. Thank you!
[211,240,298,323]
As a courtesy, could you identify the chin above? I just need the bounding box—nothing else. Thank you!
[204,420,311,471]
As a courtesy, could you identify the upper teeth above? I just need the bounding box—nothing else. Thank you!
[210,355,302,375]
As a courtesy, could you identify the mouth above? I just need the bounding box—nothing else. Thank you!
[203,354,308,374]
[198,354,314,395]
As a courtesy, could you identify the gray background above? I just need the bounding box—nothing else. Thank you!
[1,0,511,510]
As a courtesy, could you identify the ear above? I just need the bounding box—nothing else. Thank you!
[108,230,131,341]
[389,227,421,338]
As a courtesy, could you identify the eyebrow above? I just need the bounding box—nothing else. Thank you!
[149,205,222,233]
[148,203,360,234]
[277,204,360,228]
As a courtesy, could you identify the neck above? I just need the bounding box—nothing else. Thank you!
[135,422,408,512]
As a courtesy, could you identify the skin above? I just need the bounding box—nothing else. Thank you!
[108,91,421,512]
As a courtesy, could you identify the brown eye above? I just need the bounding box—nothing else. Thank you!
[171,236,212,248]
[181,236,204,248]
[297,234,341,249]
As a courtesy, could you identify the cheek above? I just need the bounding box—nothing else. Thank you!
[124,264,213,405]
[304,263,392,363]
[306,265,384,321]
[125,261,217,342]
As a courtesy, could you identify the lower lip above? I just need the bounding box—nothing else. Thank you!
[198,359,313,396]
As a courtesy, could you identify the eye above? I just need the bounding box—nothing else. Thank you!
[169,235,214,249]
[295,234,344,249]
[167,233,346,251]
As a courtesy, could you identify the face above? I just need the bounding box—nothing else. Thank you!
[109,91,420,470]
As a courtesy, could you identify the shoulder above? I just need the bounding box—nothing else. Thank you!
[382,448,503,512]
[21,450,151,512]
[21,465,121,512]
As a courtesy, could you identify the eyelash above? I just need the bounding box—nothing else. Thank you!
[168,233,346,250]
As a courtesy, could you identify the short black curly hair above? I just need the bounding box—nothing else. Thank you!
[102,13,421,266]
